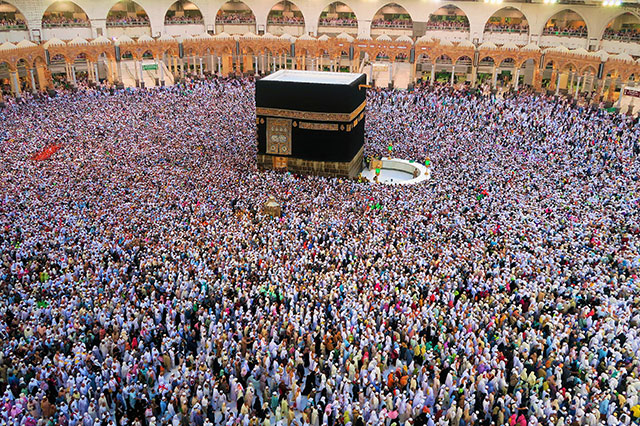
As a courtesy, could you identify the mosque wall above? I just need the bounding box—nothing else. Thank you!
[2,0,639,44]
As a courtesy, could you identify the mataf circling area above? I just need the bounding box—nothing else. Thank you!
[0,79,639,426]
[361,158,430,185]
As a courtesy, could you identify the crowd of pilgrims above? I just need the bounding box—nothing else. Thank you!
[1,77,640,426]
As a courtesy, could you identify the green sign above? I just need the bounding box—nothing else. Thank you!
[142,64,158,71]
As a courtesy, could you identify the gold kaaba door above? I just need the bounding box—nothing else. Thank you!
[266,118,292,156]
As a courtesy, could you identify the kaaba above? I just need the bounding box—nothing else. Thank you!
[255,70,366,178]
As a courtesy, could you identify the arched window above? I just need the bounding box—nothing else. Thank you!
[0,1,27,30]
[427,5,469,32]
[42,1,90,28]
[107,0,150,27]
[165,0,204,25]
[542,9,587,38]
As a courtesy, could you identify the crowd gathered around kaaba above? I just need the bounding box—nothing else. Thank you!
[1,76,640,426]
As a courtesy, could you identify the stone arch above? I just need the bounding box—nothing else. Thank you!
[33,55,47,68]
[107,0,150,25]
[580,64,597,75]
[560,62,578,72]
[543,58,556,70]
[394,51,408,62]
[454,54,472,66]
[601,11,640,42]
[427,4,469,31]
[42,1,90,28]
[267,0,305,26]
[516,57,537,70]
[318,1,358,30]
[541,59,555,87]
[416,52,431,63]
[120,49,135,60]
[0,1,27,30]
[483,6,529,35]
[371,3,412,30]
[432,54,453,81]
[70,49,93,61]
[164,46,179,56]
[49,52,71,64]
[0,59,14,72]
[498,57,516,66]
[478,54,497,64]
[374,50,390,61]
[48,54,67,84]
[164,0,203,25]
[541,8,588,38]
[215,0,256,25]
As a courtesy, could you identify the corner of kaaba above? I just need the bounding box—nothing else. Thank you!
[255,70,366,179]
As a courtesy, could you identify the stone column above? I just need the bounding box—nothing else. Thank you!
[513,68,520,90]
[36,65,50,89]
[555,71,561,96]
[159,59,165,86]
[568,71,575,93]
[491,65,497,88]
[217,57,222,74]
[94,63,100,83]
[29,68,37,93]
[430,63,436,85]
[10,71,21,97]
[471,66,477,87]
[410,60,416,85]
[450,65,455,85]
[71,64,77,87]
[575,76,581,96]
[117,59,123,83]
[549,69,557,91]
[607,75,618,103]
[199,57,204,77]
[134,60,140,87]
[531,68,542,91]
[616,81,626,108]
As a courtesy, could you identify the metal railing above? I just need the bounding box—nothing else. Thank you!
[42,22,90,28]
[318,20,357,27]
[0,23,27,31]
[106,21,150,27]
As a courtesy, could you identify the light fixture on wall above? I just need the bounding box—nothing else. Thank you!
[602,0,621,5]
[484,0,504,4]
[543,0,557,4]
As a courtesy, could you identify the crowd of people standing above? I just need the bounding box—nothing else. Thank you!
[0,77,639,426]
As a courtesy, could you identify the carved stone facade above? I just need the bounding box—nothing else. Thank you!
[2,34,639,100]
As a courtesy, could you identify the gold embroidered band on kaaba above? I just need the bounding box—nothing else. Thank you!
[256,101,366,123]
